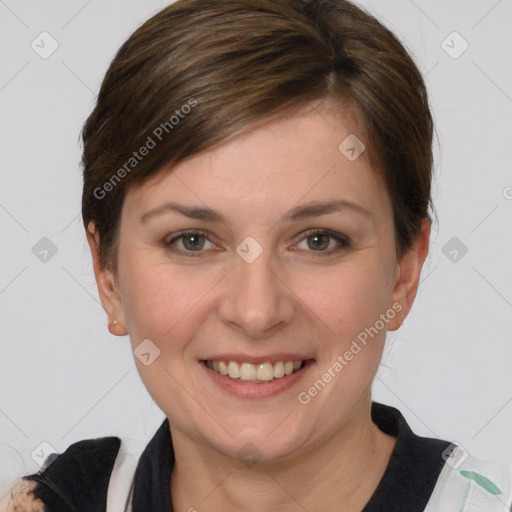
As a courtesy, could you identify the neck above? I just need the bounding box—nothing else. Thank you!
[170,397,396,512]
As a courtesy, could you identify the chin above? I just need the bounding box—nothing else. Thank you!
[201,416,310,465]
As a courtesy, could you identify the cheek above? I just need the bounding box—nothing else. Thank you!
[121,266,196,341]
[121,250,394,354]
[287,261,393,422]
[118,259,220,420]
[292,258,393,344]
[119,253,226,356]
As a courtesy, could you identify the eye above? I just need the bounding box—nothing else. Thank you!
[163,228,351,258]
[293,229,351,256]
[164,230,216,257]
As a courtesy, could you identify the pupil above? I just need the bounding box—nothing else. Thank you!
[184,234,203,250]
[309,234,328,250]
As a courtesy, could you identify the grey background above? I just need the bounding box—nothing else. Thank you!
[1,0,511,503]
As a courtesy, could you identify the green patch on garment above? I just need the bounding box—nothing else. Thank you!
[459,470,502,495]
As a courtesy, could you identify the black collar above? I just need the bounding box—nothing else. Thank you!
[132,402,452,512]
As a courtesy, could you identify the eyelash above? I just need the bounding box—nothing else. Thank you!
[163,229,351,258]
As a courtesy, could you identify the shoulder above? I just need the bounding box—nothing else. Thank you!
[4,480,45,512]
[425,446,512,512]
[5,436,121,512]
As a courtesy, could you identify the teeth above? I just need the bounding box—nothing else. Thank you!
[228,361,240,379]
[240,362,256,380]
[273,361,284,378]
[256,362,274,381]
[206,359,305,382]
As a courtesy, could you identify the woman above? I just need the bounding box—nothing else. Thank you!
[7,0,511,510]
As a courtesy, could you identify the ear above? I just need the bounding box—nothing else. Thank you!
[387,218,431,331]
[86,222,128,336]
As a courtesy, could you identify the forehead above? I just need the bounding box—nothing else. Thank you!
[124,101,391,228]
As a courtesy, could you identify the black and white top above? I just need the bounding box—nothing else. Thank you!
[21,402,512,511]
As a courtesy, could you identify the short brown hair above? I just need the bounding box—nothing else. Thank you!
[81,0,435,271]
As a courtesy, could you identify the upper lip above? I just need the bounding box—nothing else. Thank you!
[201,353,315,364]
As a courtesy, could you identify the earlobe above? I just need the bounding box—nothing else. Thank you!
[86,222,128,336]
[387,218,431,331]
[108,317,128,336]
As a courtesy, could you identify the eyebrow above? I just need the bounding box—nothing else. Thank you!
[139,199,371,224]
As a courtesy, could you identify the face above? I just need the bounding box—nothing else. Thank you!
[90,99,429,463]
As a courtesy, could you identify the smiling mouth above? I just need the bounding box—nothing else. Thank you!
[202,359,313,383]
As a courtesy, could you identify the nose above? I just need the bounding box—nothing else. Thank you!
[218,245,296,339]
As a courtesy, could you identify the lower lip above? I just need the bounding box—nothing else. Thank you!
[200,360,315,399]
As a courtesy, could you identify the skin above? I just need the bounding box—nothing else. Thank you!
[87,98,430,511]
[6,480,45,512]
